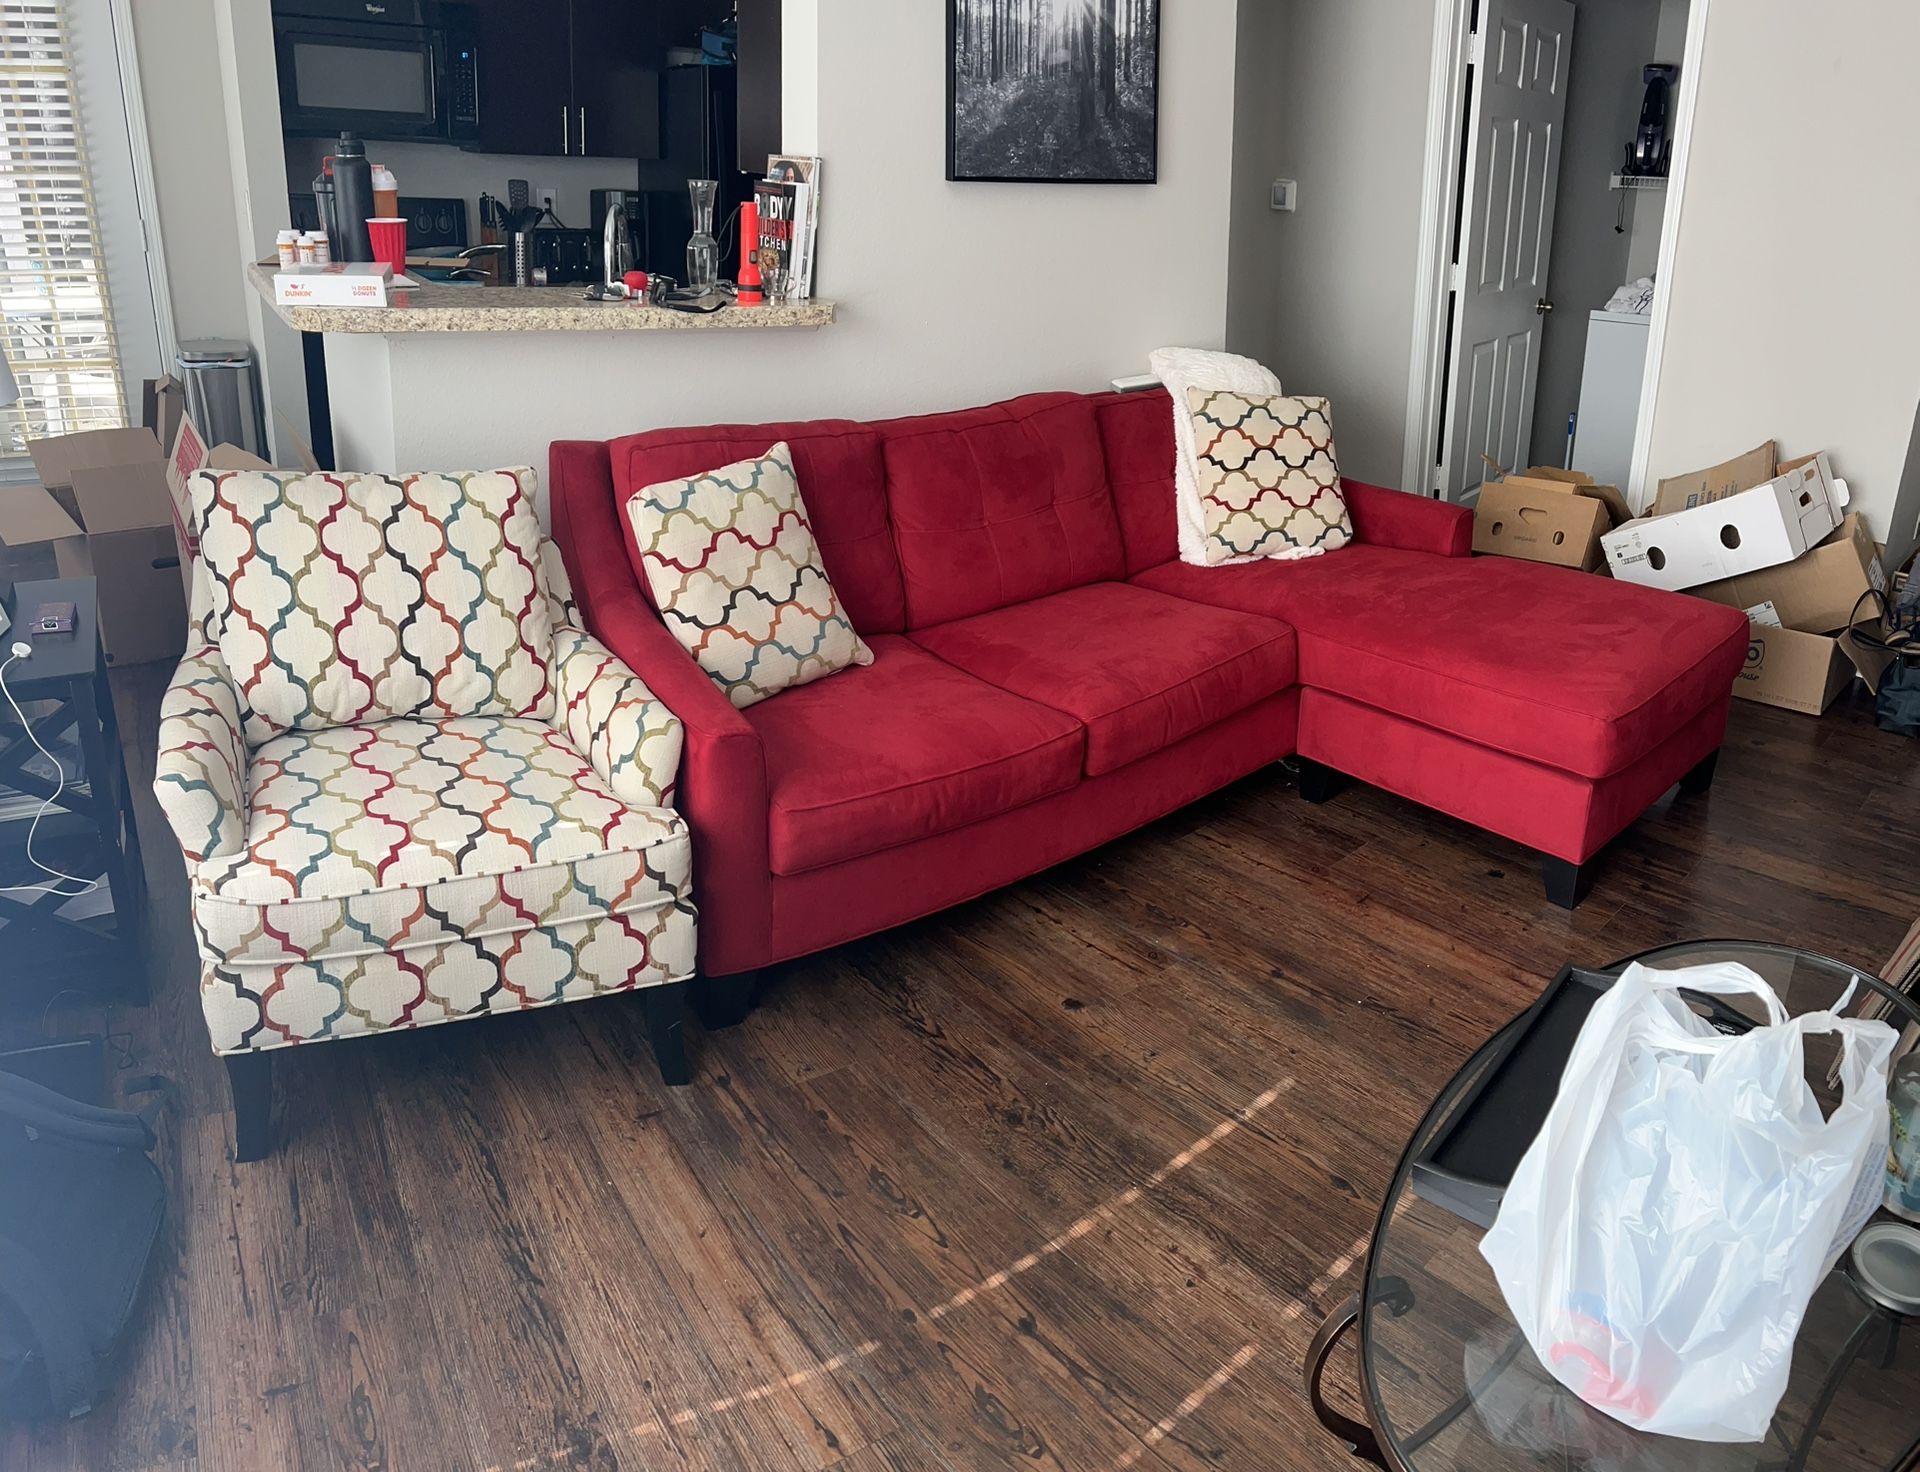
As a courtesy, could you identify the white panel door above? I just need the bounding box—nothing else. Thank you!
[1440,0,1574,499]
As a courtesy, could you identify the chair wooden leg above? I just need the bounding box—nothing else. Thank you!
[1678,749,1719,796]
[1541,854,1593,910]
[1294,758,1351,805]
[692,971,758,1031]
[640,983,692,1086]
[225,1052,274,1162]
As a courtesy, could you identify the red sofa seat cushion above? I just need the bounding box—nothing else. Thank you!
[1133,546,1748,779]
[911,582,1297,777]
[879,393,1127,627]
[610,420,907,635]
[749,634,1085,875]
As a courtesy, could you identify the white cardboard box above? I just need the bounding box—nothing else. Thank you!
[273,262,395,307]
[1602,453,1846,592]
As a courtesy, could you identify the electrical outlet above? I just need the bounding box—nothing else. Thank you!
[535,185,559,217]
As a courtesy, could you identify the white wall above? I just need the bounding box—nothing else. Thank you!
[1224,0,1431,488]
[1644,0,1920,547]
[130,0,249,343]
[326,0,1239,489]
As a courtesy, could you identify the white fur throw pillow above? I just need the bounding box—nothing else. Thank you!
[1149,347,1284,566]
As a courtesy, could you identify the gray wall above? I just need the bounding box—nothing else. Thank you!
[1225,0,1433,488]
[1527,0,1664,469]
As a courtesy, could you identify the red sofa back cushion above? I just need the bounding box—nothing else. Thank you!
[1094,388,1178,574]
[877,393,1126,628]
[610,420,908,635]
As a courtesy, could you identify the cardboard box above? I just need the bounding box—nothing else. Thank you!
[1735,622,1854,714]
[273,262,395,307]
[0,427,187,666]
[1601,454,1846,592]
[1474,480,1611,569]
[1508,465,1633,527]
[1652,441,1778,517]
[1691,514,1887,634]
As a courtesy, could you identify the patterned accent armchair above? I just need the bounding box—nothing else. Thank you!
[152,467,696,1160]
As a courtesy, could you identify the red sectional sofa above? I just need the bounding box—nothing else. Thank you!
[551,389,1747,993]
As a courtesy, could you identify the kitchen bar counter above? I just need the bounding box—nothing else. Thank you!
[247,261,835,334]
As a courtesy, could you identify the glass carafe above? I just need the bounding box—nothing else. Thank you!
[686,179,719,295]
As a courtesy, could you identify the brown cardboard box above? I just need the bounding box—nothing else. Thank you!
[0,427,187,666]
[1473,477,1611,569]
[1690,514,1886,634]
[1652,441,1778,517]
[1734,622,1853,715]
[1509,466,1633,526]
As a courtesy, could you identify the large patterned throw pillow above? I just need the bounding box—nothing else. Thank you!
[191,467,555,745]
[627,442,873,708]
[1186,390,1354,565]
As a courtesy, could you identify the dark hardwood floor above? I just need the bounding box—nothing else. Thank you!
[3,659,1916,1471]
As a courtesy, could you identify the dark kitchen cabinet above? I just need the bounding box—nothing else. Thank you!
[470,3,573,157]
[468,0,660,160]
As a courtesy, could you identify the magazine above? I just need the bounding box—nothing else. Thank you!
[765,155,822,300]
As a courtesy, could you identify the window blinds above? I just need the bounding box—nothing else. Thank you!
[0,0,126,460]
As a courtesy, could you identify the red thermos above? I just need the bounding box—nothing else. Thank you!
[736,199,764,306]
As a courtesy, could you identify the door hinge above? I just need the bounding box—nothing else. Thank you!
[1431,463,1447,496]
[1451,261,1467,293]
[1469,29,1484,66]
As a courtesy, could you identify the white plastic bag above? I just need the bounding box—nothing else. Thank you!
[1479,962,1897,1443]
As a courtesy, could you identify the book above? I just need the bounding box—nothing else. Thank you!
[753,179,798,304]
[766,155,822,300]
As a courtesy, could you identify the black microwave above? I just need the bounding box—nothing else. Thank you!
[274,0,479,145]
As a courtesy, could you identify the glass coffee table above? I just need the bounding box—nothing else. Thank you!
[1305,940,1920,1471]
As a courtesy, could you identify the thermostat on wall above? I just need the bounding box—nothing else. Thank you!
[1270,178,1298,212]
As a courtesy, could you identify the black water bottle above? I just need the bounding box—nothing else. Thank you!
[329,132,375,263]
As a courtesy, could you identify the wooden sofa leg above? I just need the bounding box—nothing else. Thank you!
[225,1052,274,1163]
[641,983,692,1086]
[1294,758,1352,805]
[1678,750,1719,796]
[1541,855,1594,910]
[692,972,758,1031]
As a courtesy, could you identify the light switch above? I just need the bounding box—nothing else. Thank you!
[1270,179,1297,212]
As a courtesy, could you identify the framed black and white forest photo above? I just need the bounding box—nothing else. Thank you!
[946,0,1160,184]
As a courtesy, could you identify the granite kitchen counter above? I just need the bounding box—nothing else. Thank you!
[247,261,835,334]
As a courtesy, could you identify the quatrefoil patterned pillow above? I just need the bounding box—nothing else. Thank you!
[626,441,873,708]
[190,467,555,746]
[1186,389,1354,565]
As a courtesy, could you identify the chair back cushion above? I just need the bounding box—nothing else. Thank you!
[1096,388,1180,573]
[626,442,874,708]
[877,393,1125,628]
[190,467,555,745]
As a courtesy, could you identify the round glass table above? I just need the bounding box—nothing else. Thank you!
[1306,940,1920,1472]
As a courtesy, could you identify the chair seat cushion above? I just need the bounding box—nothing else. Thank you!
[910,582,1298,777]
[749,635,1085,875]
[194,717,692,969]
[1132,545,1749,779]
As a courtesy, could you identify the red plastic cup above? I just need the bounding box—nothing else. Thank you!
[366,217,406,277]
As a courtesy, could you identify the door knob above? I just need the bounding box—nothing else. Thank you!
[1535,299,1554,315]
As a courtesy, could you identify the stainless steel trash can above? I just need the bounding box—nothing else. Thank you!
[175,338,267,459]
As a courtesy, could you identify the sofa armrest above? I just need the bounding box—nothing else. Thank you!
[582,581,773,973]
[1344,478,1473,557]
[551,625,684,810]
[153,644,248,868]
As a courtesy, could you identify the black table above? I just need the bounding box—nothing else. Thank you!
[1307,940,1920,1471]
[0,577,147,1004]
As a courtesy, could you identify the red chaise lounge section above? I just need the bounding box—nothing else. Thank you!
[551,388,1747,996]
